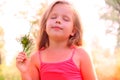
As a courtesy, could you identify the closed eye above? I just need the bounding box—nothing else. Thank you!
[50,14,57,19]
[63,16,70,21]
[50,16,57,19]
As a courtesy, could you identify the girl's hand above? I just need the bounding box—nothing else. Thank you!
[16,52,30,73]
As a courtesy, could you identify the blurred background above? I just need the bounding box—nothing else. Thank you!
[0,0,120,80]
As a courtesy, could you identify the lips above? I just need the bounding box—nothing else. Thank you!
[51,26,63,30]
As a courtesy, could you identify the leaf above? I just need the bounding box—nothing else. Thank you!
[17,33,33,58]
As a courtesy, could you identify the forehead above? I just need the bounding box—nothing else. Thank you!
[50,3,73,14]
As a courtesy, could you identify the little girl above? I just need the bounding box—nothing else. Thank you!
[16,0,97,80]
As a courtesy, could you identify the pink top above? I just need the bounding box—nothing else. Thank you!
[39,48,83,80]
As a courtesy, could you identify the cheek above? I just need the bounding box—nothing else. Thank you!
[46,19,53,28]
[46,20,51,29]
[46,20,49,27]
[46,20,52,34]
[66,23,74,32]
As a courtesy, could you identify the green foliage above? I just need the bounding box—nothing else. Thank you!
[100,0,120,48]
[100,9,119,23]
[105,0,120,12]
[100,0,120,23]
[104,0,120,23]
[18,34,34,57]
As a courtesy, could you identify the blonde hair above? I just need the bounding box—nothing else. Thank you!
[36,0,83,50]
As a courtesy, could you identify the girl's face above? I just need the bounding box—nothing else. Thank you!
[46,4,74,41]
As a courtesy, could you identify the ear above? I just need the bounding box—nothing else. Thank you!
[70,28,76,36]
[70,33,74,36]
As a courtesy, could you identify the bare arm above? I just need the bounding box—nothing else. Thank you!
[29,52,41,80]
[21,72,32,80]
[16,52,40,80]
[16,52,32,80]
[79,49,97,80]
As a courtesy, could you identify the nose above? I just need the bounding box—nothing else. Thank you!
[56,20,61,24]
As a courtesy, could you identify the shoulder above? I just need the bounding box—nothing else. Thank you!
[75,47,92,62]
[29,50,40,67]
[75,47,97,80]
[75,47,89,56]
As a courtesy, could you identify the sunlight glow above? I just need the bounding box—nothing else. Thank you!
[0,0,116,65]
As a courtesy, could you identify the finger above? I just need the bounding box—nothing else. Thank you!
[16,54,25,60]
[16,56,25,61]
[17,52,27,58]
[19,52,26,55]
[16,55,27,63]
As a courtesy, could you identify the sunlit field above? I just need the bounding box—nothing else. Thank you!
[0,0,120,80]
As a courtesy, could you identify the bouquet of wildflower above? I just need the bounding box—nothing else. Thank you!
[17,30,34,58]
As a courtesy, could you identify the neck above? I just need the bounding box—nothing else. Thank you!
[48,39,69,50]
